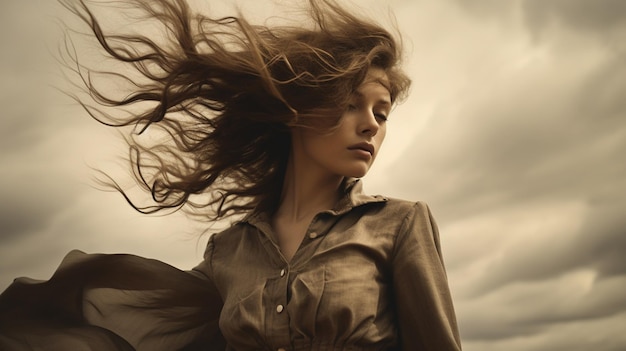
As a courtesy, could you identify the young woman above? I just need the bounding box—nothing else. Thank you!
[0,0,461,350]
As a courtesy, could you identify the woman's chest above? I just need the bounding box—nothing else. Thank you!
[211,224,398,349]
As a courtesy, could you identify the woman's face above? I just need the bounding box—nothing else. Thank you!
[291,68,392,179]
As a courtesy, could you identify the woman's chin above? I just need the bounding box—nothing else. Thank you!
[342,166,371,179]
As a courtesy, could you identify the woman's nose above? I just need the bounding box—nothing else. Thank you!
[359,110,379,137]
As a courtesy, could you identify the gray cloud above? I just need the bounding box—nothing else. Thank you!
[449,0,626,34]
[0,192,56,243]
[470,195,626,291]
[522,0,626,35]
[388,38,626,218]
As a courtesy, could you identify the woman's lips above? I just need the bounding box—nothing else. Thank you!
[348,143,374,156]
[348,142,374,158]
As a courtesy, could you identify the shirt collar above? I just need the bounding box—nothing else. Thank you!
[330,178,388,215]
[242,178,387,226]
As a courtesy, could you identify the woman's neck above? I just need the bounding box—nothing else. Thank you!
[275,156,344,222]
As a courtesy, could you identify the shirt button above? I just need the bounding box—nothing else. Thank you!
[277,348,287,351]
[276,304,284,313]
[280,269,286,277]
[309,232,318,239]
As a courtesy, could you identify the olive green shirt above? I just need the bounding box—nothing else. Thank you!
[193,179,461,350]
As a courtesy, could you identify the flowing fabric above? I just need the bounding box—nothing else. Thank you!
[0,251,225,350]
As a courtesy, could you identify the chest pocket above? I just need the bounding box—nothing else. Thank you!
[289,253,386,343]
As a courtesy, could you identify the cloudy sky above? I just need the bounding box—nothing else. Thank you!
[1,0,625,350]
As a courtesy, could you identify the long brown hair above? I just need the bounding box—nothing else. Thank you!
[59,0,411,221]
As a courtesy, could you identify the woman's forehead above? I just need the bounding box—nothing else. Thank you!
[359,68,391,96]
[355,69,392,102]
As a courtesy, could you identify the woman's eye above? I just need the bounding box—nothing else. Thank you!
[347,104,357,111]
[375,113,388,122]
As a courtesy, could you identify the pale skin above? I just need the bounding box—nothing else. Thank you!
[272,68,393,261]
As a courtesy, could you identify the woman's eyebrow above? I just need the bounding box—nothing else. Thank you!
[352,90,392,107]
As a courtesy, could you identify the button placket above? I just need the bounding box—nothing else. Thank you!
[275,267,288,315]
[263,261,291,349]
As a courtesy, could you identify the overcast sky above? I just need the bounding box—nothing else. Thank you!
[1,0,625,350]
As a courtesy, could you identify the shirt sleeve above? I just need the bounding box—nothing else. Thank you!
[391,201,462,351]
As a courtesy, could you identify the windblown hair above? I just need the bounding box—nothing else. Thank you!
[60,0,411,221]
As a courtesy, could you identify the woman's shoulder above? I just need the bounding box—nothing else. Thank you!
[208,221,249,242]
[367,197,437,234]
[207,215,269,248]
[379,196,432,216]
